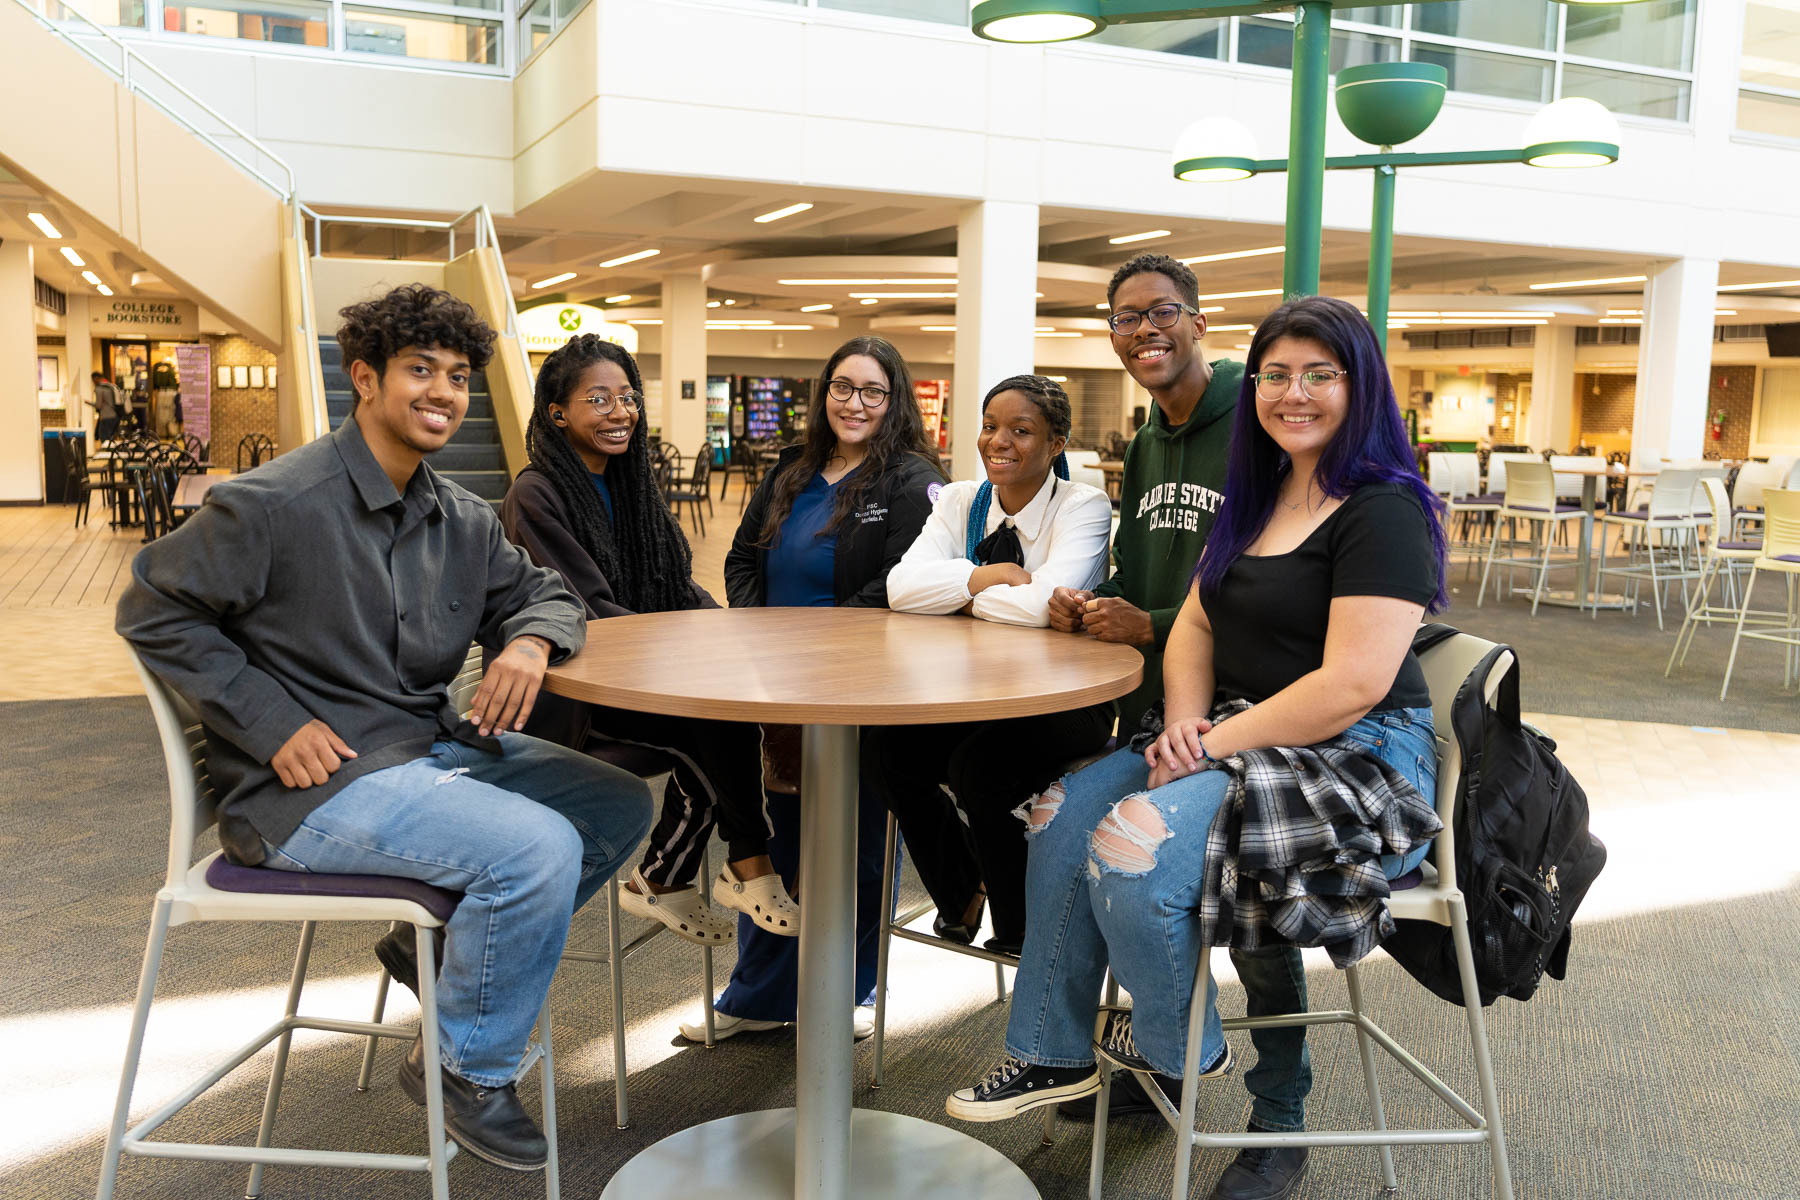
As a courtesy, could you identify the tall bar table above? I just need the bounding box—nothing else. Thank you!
[544,607,1142,1200]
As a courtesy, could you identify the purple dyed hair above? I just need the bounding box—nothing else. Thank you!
[1195,295,1448,612]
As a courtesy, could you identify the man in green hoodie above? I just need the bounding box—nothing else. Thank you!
[1050,252,1244,737]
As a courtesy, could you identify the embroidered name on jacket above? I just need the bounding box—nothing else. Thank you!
[1137,482,1224,532]
[856,503,888,525]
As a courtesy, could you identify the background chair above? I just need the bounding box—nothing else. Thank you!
[102,654,560,1200]
[1720,488,1800,701]
[1594,468,1704,630]
[1667,478,1771,679]
[1086,631,1517,1200]
[1433,451,1497,578]
[1478,461,1585,616]
[666,452,712,535]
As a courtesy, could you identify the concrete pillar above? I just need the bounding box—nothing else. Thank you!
[0,241,41,502]
[1631,257,1718,464]
[952,200,1038,481]
[66,294,94,439]
[1525,324,1577,452]
[659,273,708,453]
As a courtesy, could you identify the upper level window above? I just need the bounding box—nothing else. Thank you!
[1741,1,1800,139]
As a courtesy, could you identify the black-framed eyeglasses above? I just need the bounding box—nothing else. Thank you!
[1254,369,1347,401]
[578,389,641,414]
[827,378,891,407]
[1106,302,1198,336]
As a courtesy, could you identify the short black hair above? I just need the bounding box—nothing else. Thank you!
[336,283,496,383]
[1106,252,1200,309]
[90,371,103,380]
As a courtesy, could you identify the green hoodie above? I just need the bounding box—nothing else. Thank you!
[1094,357,1244,734]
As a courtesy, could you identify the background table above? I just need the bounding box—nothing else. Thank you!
[545,607,1142,1200]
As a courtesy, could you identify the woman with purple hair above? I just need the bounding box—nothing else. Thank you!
[945,296,1448,1200]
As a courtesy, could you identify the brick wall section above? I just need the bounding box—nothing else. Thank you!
[40,408,70,430]
[204,335,280,465]
[1706,365,1756,460]
[1577,374,1637,441]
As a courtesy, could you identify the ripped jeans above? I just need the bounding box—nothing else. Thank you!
[1003,706,1436,1132]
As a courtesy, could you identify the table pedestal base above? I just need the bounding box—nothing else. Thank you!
[1526,589,1635,611]
[597,1108,1039,1199]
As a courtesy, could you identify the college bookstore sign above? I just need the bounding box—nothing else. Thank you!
[91,298,198,338]
[517,303,637,356]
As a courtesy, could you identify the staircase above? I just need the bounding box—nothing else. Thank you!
[319,336,509,503]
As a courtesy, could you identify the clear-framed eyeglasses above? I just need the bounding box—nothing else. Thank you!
[827,379,891,408]
[1254,369,1347,402]
[1106,302,1199,336]
[579,389,642,414]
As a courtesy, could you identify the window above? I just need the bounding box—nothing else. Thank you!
[1237,19,1399,73]
[1562,63,1690,121]
[166,0,330,47]
[343,5,499,65]
[1740,2,1800,139]
[1563,0,1696,73]
[1410,43,1550,104]
[1411,0,1554,50]
[817,0,964,23]
[34,0,145,27]
[1739,90,1800,139]
[1089,17,1224,60]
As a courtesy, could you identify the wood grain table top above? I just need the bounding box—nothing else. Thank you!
[543,607,1143,725]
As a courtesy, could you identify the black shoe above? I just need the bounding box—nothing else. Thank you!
[1093,1006,1233,1080]
[399,1037,548,1171]
[1206,1130,1310,1200]
[932,913,978,945]
[945,1055,1099,1122]
[1056,1069,1166,1120]
[374,927,443,1001]
[983,934,1024,958]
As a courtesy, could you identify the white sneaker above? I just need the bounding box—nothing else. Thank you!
[617,868,735,945]
[676,1006,878,1044]
[712,864,801,936]
[853,1004,875,1041]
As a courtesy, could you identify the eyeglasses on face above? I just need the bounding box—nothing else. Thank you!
[1106,302,1199,336]
[826,378,890,407]
[577,389,642,414]
[1254,369,1347,401]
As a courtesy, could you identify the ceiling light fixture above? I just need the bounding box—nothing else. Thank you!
[1035,331,1081,338]
[860,298,879,305]
[1528,275,1647,291]
[848,292,958,299]
[920,325,956,332]
[1108,230,1171,245]
[530,271,577,289]
[707,300,722,308]
[1207,323,1256,332]
[1716,279,1800,292]
[627,319,664,326]
[81,270,101,286]
[60,247,84,267]
[754,202,814,224]
[1180,245,1285,265]
[27,212,62,238]
[708,323,815,331]
[96,283,114,297]
[604,293,632,303]
[800,303,833,312]
[1194,288,1283,301]
[599,248,660,268]
[777,278,958,286]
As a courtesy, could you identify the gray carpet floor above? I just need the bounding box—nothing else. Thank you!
[6,655,1799,1197]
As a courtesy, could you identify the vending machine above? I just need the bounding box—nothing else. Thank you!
[737,377,811,442]
[915,379,950,451]
[705,376,732,464]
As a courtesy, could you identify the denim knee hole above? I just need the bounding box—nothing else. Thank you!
[1015,779,1067,838]
[1089,794,1171,880]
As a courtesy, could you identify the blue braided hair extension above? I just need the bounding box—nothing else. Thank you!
[1053,450,1070,480]
[965,480,994,563]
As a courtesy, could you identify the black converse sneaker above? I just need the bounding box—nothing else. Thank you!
[1094,1006,1233,1079]
[945,1055,1100,1122]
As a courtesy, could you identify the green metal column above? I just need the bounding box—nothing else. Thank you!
[1367,161,1395,350]
[1283,0,1331,300]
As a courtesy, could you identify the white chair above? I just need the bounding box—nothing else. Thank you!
[1087,631,1517,1200]
[1483,452,1540,499]
[1436,453,1496,577]
[1721,489,1800,700]
[1666,478,1772,678]
[1548,454,1606,504]
[1064,449,1103,471]
[100,654,560,1200]
[1478,461,1585,615]
[1594,468,1704,630]
[1730,456,1796,538]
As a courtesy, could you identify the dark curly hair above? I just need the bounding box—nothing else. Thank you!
[1106,252,1201,309]
[982,374,1072,440]
[526,334,698,614]
[758,336,944,546]
[336,284,496,386]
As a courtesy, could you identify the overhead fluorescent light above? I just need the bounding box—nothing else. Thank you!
[1716,279,1800,292]
[723,298,736,306]
[848,292,958,299]
[800,303,833,312]
[1045,375,1068,382]
[27,212,62,238]
[530,271,577,289]
[1095,303,1110,309]
[1108,230,1171,245]
[707,318,772,325]
[1528,274,1647,291]
[1193,288,1282,301]
[754,202,814,224]
[626,319,663,325]
[1208,323,1256,332]
[604,293,632,303]
[1035,331,1081,338]
[96,283,114,297]
[707,300,722,308]
[81,270,101,286]
[1599,318,1641,325]
[599,248,660,268]
[860,298,879,305]
[708,323,815,331]
[1180,245,1284,265]
[778,278,958,286]
[920,325,957,332]
[60,247,85,267]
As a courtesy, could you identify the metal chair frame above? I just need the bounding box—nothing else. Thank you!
[1086,633,1517,1200]
[1477,461,1585,615]
[1667,478,1779,677]
[1721,489,1800,700]
[1594,468,1705,630]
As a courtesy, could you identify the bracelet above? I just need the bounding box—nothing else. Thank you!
[1195,735,1217,767]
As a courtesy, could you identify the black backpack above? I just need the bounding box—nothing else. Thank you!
[1381,624,1607,1006]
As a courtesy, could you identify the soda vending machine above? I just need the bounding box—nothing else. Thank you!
[915,379,949,451]
[705,376,732,464]
[737,377,811,442]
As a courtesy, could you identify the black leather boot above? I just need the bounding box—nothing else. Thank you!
[398,1037,548,1171]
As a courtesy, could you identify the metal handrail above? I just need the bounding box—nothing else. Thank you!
[8,0,294,200]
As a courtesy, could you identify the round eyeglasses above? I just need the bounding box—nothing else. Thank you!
[578,390,641,415]
[1107,302,1199,336]
[827,379,890,407]
[1254,369,1347,402]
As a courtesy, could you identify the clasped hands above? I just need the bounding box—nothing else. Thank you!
[1047,586,1153,646]
[1145,715,1216,790]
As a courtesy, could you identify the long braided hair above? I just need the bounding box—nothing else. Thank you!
[964,374,1073,561]
[526,334,698,613]
[757,336,944,546]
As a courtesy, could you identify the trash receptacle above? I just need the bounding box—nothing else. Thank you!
[42,430,87,504]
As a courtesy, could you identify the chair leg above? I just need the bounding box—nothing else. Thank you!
[1345,964,1399,1194]
[245,921,317,1200]
[357,921,400,1092]
[1530,520,1553,616]
[1168,952,1214,1200]
[1088,1060,1113,1200]
[97,899,174,1200]
[1477,520,1501,608]
[1721,567,1760,701]
[1448,895,1515,1200]
[415,926,453,1200]
[700,842,716,1048]
[607,877,630,1129]
[994,961,1008,1003]
[538,1000,560,1200]
[871,812,899,1090]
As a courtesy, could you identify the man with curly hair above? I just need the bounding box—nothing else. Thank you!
[118,284,652,1172]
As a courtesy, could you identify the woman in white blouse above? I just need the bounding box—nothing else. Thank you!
[869,375,1115,953]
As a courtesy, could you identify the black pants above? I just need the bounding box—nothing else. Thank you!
[96,416,119,442]
[586,704,770,888]
[864,702,1114,945]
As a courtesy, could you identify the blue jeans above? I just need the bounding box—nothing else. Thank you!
[263,733,653,1086]
[1005,706,1436,1133]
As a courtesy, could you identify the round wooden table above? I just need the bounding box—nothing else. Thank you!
[545,607,1142,1200]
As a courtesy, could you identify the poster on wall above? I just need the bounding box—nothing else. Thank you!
[516,303,638,355]
[175,344,212,448]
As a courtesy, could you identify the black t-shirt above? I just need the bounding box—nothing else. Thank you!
[1208,482,1438,712]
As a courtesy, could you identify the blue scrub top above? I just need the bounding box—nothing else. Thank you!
[765,471,840,608]
[589,471,613,523]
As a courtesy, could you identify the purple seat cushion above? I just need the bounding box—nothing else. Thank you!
[1776,554,1800,565]
[1717,540,1763,551]
[206,856,461,922]
[1511,503,1582,514]
[1455,493,1502,505]
[1389,867,1425,891]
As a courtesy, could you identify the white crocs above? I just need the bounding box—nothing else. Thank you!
[618,867,735,945]
[711,864,801,937]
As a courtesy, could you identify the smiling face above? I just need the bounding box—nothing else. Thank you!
[979,389,1064,492]
[1255,334,1348,467]
[351,344,469,463]
[1108,269,1207,396]
[825,353,891,454]
[550,358,638,473]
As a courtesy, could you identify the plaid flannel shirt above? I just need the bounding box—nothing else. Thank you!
[1133,698,1443,968]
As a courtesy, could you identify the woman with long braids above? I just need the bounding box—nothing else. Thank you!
[946,298,1446,1200]
[869,375,1114,955]
[699,335,943,1043]
[502,332,798,948]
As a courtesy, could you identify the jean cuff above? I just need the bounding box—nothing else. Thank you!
[1002,1043,1095,1071]
[1249,1115,1307,1134]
